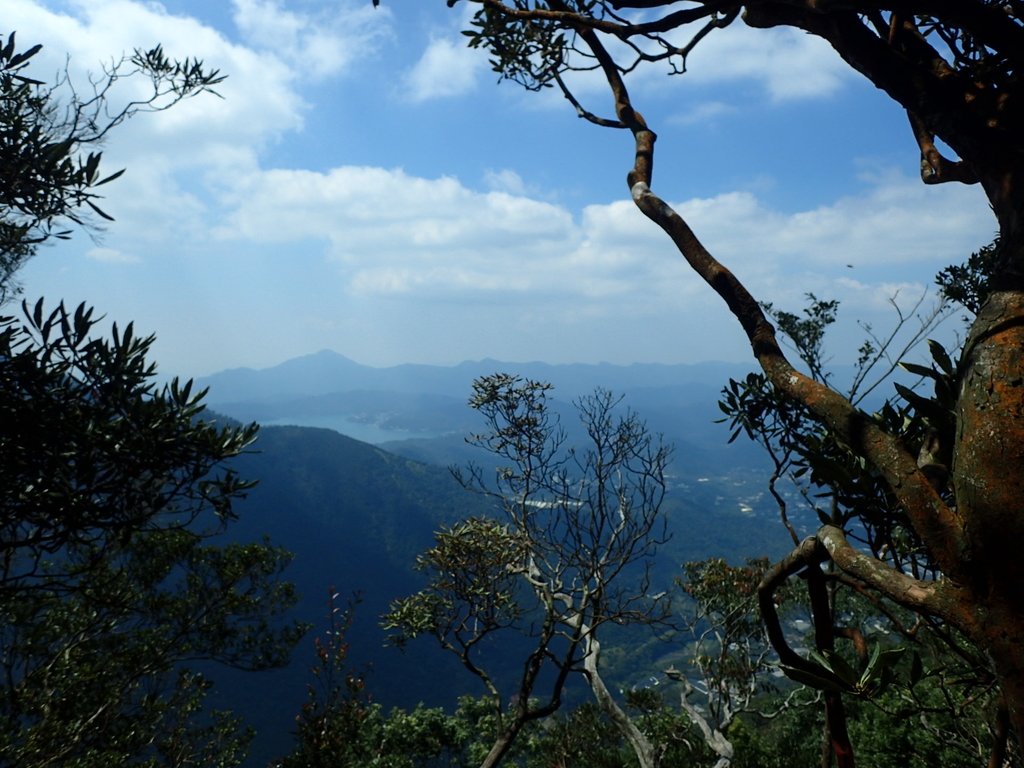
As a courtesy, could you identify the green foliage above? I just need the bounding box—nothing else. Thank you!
[522,702,634,768]
[713,279,1015,762]
[435,0,1022,757]
[682,556,769,616]
[281,597,500,768]
[718,293,958,569]
[0,30,224,300]
[279,593,374,768]
[760,294,839,383]
[935,236,1000,316]
[1,299,258,583]
[783,645,904,698]
[0,543,282,766]
[0,30,299,766]
[384,375,672,765]
[383,517,523,649]
[460,2,568,92]
[0,299,304,766]
[679,557,779,689]
[727,708,822,768]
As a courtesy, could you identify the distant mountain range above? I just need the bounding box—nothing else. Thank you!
[199,349,755,403]
[195,351,801,765]
[198,349,762,455]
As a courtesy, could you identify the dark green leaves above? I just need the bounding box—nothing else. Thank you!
[0,296,262,581]
[1,299,300,765]
[780,645,905,698]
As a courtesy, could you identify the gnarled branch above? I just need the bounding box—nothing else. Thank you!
[567,22,968,582]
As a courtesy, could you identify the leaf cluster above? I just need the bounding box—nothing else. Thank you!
[713,278,1008,761]
[935,235,1001,316]
[460,1,580,91]
[382,517,524,649]
[781,645,904,698]
[718,291,959,575]
[1,299,258,589]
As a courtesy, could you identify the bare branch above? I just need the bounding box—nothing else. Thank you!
[553,72,626,128]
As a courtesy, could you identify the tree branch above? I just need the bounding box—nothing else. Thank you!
[758,536,831,678]
[740,5,1015,182]
[479,0,737,39]
[907,110,980,185]
[816,525,974,629]
[565,10,971,584]
[553,73,626,128]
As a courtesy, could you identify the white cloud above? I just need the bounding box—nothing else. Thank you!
[213,160,992,328]
[667,101,737,126]
[4,0,306,161]
[401,35,484,102]
[231,0,391,80]
[7,0,993,374]
[216,165,579,297]
[3,0,330,252]
[484,169,528,195]
[663,23,851,101]
[86,247,139,264]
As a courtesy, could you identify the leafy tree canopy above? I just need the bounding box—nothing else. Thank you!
[0,298,306,766]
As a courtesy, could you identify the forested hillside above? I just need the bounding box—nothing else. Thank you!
[211,415,789,764]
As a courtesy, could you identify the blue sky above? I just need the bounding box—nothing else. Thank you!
[9,0,996,379]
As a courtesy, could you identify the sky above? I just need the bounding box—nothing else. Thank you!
[8,0,997,379]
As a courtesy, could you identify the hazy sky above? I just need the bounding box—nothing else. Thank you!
[10,0,995,379]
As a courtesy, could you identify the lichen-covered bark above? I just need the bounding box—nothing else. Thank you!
[956,289,1024,596]
[955,285,1024,738]
[982,597,1024,751]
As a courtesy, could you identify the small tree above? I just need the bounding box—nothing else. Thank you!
[278,591,495,768]
[1,300,254,589]
[386,374,672,768]
[671,557,806,768]
[0,29,296,764]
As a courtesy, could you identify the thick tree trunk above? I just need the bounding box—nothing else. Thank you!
[983,601,1024,750]
[571,10,1024,749]
[955,281,1024,741]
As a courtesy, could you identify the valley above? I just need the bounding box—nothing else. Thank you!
[197,351,804,764]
